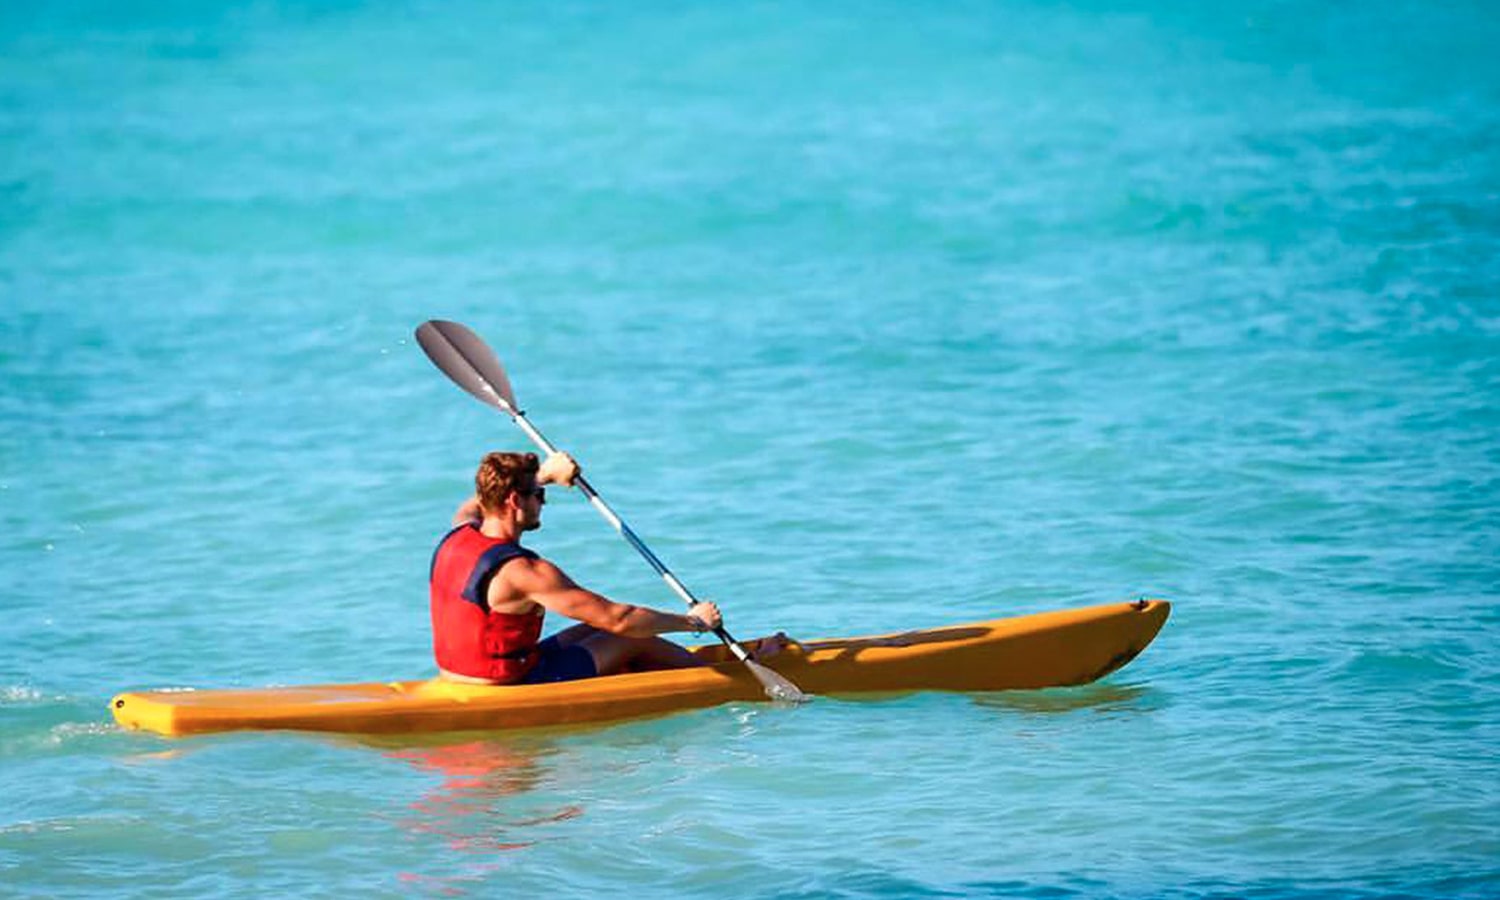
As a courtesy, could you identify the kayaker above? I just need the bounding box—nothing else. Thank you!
[431,450,736,685]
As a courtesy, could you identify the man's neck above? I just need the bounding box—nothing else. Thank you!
[480,515,522,542]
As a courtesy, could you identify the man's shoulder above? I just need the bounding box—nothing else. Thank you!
[497,551,559,583]
[489,552,571,608]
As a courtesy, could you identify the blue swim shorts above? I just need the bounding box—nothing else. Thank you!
[520,635,599,684]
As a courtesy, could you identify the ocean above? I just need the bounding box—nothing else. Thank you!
[2,0,1497,896]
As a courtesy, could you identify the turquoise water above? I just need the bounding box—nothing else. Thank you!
[4,0,1499,895]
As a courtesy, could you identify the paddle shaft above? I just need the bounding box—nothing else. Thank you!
[507,407,754,663]
[412,318,801,696]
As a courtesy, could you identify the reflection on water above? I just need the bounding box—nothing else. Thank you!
[360,733,580,854]
[969,682,1165,716]
[119,748,191,765]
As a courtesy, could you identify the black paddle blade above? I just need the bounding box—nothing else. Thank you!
[415,320,520,413]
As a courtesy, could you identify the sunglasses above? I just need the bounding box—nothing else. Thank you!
[518,486,546,502]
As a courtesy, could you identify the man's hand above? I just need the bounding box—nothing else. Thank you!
[452,495,484,525]
[538,452,580,487]
[686,602,722,633]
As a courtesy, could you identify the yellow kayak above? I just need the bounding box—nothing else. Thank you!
[110,599,1169,737]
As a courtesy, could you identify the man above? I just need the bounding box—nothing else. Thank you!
[430,450,727,685]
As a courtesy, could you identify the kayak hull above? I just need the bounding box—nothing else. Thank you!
[110,599,1169,737]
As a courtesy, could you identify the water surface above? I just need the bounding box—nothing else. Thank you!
[2,1,1498,896]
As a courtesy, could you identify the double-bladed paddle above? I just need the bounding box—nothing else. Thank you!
[415,319,809,703]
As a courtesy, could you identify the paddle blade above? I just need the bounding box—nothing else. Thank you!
[746,660,812,703]
[415,320,520,413]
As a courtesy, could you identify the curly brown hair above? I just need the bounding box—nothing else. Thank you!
[475,451,540,513]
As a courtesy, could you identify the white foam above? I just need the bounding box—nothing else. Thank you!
[1,686,45,703]
[46,722,117,745]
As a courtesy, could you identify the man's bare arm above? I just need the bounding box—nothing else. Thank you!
[501,557,720,637]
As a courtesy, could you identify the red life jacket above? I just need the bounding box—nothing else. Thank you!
[429,524,544,682]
